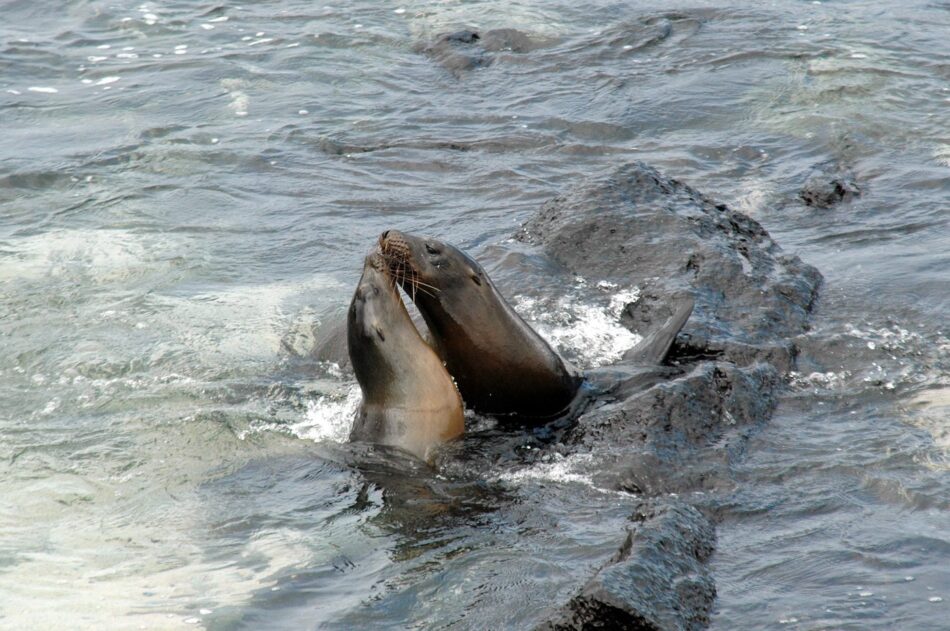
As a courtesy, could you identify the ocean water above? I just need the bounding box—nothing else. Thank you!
[1,0,947,629]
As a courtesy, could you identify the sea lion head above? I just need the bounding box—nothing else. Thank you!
[378,230,491,312]
[379,229,581,418]
[347,251,409,400]
[347,248,466,458]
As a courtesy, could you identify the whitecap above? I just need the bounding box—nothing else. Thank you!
[295,385,361,443]
[497,453,597,487]
[512,282,642,369]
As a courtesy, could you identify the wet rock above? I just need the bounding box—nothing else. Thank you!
[441,30,481,45]
[515,162,821,628]
[518,162,816,466]
[799,163,860,208]
[536,500,716,631]
[418,28,552,75]
[519,162,821,359]
[417,29,489,74]
[479,28,551,53]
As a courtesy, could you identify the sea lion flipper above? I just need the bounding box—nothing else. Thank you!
[623,296,694,365]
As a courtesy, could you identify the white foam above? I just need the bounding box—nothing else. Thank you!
[151,277,341,362]
[498,453,596,487]
[787,370,851,390]
[96,76,120,85]
[0,517,312,630]
[934,143,950,168]
[0,228,159,284]
[27,86,58,93]
[221,78,249,117]
[512,282,642,369]
[295,385,361,442]
[238,384,360,444]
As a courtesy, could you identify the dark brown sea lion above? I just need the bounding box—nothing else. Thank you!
[347,252,464,460]
[379,230,582,420]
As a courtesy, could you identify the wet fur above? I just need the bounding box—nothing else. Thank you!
[347,252,464,460]
[380,231,582,419]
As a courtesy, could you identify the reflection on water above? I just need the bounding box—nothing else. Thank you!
[1,0,947,628]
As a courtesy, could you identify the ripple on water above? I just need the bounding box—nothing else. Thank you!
[2,0,950,628]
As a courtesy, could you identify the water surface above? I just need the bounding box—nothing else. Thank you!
[1,0,947,628]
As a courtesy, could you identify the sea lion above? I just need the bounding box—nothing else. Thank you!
[347,251,464,460]
[379,230,582,420]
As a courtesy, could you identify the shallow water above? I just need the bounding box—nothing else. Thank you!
[1,0,947,628]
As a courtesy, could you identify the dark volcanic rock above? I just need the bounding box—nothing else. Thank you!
[799,163,860,208]
[519,161,820,459]
[536,500,716,631]
[520,162,821,359]
[517,162,821,629]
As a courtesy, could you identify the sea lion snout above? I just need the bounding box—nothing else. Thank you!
[379,230,412,263]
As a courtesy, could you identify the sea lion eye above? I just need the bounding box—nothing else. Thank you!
[373,285,380,296]
[470,273,482,286]
[425,243,440,255]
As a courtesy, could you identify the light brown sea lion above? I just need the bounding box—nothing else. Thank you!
[379,230,582,420]
[347,252,464,460]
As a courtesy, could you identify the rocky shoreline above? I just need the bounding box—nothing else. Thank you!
[511,162,821,629]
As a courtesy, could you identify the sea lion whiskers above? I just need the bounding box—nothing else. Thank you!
[405,274,440,299]
[388,255,440,300]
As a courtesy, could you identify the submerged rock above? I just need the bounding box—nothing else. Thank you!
[799,163,861,208]
[418,28,554,75]
[416,29,487,74]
